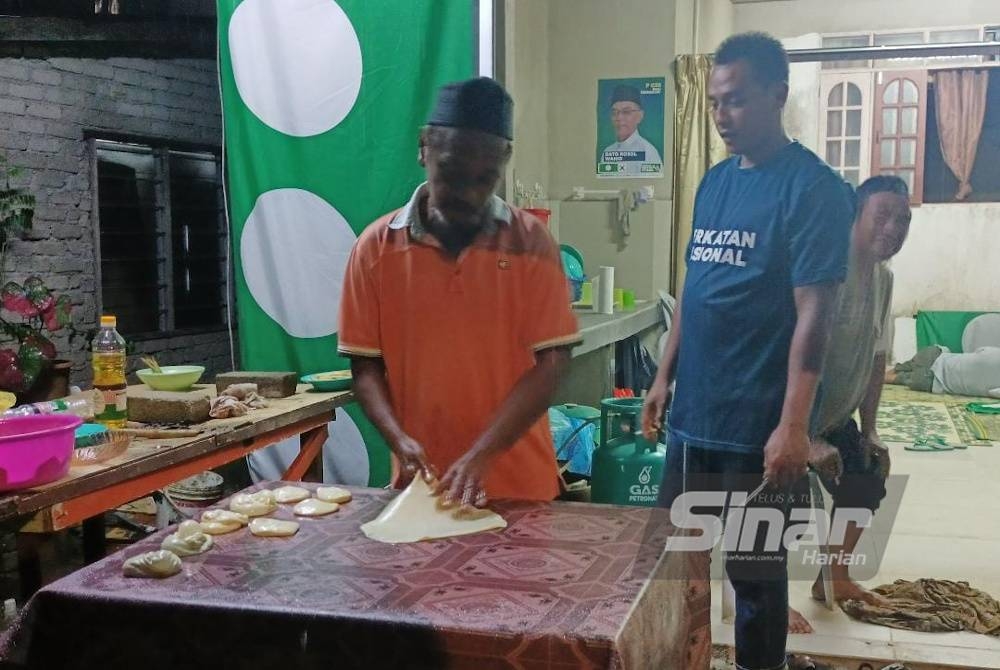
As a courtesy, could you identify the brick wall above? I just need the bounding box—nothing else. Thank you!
[0,56,238,385]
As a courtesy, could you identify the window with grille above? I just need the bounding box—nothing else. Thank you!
[818,26,999,204]
[821,26,995,72]
[821,34,872,71]
[872,71,927,201]
[820,74,872,187]
[94,139,227,336]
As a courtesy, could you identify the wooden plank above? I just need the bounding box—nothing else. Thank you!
[198,387,348,443]
[11,436,216,518]
[23,414,333,531]
[0,390,353,524]
[218,399,340,447]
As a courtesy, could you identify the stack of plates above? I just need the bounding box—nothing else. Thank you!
[167,471,224,502]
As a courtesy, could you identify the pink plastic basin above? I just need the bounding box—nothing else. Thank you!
[0,414,82,492]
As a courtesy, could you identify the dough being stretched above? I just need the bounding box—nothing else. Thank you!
[361,476,506,544]
[293,498,339,517]
[229,490,278,517]
[249,518,300,537]
[161,520,213,557]
[316,486,352,504]
[273,485,310,504]
[123,550,182,578]
[200,509,249,535]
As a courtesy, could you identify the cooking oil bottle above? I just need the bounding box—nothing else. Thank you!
[92,315,127,428]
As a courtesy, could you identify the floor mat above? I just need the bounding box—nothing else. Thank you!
[877,400,962,446]
[881,383,995,407]
[882,384,997,445]
[949,404,1000,444]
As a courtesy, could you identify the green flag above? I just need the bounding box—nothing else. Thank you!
[217,0,475,485]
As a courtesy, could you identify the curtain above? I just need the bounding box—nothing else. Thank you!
[671,55,727,293]
[217,0,475,486]
[934,69,989,200]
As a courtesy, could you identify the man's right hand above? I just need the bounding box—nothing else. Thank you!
[641,380,671,441]
[391,434,434,485]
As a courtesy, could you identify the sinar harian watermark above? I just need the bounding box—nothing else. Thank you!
[665,490,873,561]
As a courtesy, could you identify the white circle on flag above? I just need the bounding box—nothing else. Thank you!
[246,408,370,485]
[241,188,356,338]
[229,0,363,137]
[323,408,370,486]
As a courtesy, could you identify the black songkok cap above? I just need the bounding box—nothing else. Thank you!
[610,85,642,108]
[427,77,514,140]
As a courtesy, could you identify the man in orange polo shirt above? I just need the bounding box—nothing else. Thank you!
[338,78,580,505]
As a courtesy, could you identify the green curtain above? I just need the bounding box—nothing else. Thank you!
[217,0,475,485]
[671,54,727,294]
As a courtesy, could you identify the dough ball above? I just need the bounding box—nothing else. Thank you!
[272,485,310,504]
[315,486,352,504]
[200,509,249,535]
[293,498,339,517]
[230,490,278,517]
[123,550,182,578]
[248,518,300,537]
[161,522,213,557]
[176,520,203,540]
[202,509,249,526]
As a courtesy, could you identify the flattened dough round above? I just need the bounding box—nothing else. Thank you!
[293,498,339,517]
[273,485,310,504]
[200,509,249,535]
[162,521,214,557]
[361,476,507,544]
[249,518,300,537]
[316,486,352,504]
[230,490,278,517]
[123,550,182,578]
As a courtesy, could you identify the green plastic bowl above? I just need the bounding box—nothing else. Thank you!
[136,365,205,391]
[301,370,352,392]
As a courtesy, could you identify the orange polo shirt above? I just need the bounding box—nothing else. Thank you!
[338,185,581,501]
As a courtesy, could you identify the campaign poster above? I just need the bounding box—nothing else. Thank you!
[596,77,665,178]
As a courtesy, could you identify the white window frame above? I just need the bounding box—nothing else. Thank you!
[819,72,874,187]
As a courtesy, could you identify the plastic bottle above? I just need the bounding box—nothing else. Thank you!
[92,315,128,428]
[1,394,94,419]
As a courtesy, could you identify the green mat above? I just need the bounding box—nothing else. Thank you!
[948,405,1000,445]
[876,400,962,446]
[947,405,994,446]
[882,383,996,407]
[881,384,997,445]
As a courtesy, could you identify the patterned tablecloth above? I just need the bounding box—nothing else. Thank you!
[0,484,710,670]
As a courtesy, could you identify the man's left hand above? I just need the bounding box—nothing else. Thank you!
[764,422,810,488]
[436,448,492,508]
[864,431,891,480]
[808,436,843,484]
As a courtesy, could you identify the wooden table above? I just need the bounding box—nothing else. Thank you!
[0,387,352,588]
[0,483,712,670]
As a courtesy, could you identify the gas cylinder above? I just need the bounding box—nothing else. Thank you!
[590,397,666,507]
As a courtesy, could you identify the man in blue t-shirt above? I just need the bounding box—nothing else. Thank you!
[642,33,853,670]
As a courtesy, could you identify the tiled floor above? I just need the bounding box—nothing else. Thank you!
[712,439,1000,669]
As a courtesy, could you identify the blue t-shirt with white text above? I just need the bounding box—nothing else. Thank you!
[668,142,854,452]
